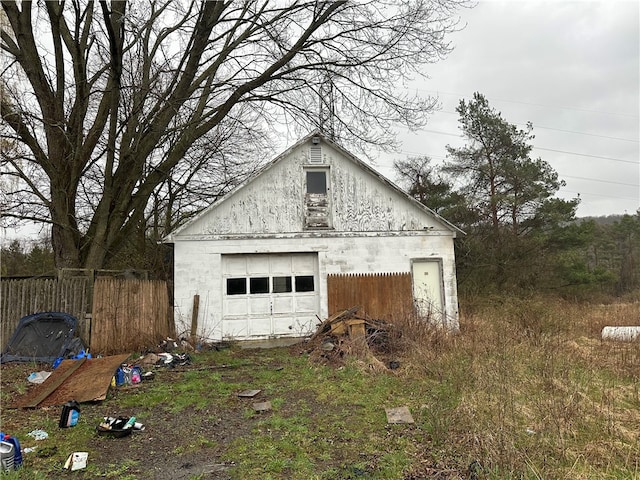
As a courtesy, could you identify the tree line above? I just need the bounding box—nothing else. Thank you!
[4,92,639,299]
[394,93,640,298]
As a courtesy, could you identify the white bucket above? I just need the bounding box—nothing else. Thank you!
[601,326,640,342]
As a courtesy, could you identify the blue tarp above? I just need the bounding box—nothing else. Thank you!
[1,312,79,364]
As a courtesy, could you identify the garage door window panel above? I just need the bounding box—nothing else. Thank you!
[227,278,247,295]
[250,277,269,294]
[295,275,314,292]
[273,276,292,293]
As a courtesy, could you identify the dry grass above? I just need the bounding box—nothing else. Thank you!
[387,297,640,479]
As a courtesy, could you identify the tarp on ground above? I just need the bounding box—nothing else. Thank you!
[0,312,80,364]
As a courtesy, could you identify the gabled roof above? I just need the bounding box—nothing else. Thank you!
[164,130,464,241]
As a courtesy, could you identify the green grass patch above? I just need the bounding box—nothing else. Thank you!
[4,298,640,479]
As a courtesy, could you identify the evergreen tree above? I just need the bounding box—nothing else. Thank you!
[443,93,580,293]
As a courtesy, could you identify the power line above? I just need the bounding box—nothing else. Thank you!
[533,147,638,164]
[560,174,639,188]
[378,150,638,190]
[559,188,639,202]
[396,126,638,165]
[533,125,639,143]
[432,110,639,143]
[421,89,639,118]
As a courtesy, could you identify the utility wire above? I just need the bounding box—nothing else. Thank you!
[533,147,638,164]
[560,174,639,188]
[422,89,639,118]
[396,127,637,164]
[434,110,639,143]
[380,150,638,189]
[559,188,639,202]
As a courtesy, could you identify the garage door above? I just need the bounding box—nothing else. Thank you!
[222,253,319,339]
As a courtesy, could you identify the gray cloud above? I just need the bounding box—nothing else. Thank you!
[379,0,639,217]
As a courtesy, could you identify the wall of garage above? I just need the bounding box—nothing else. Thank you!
[172,232,457,341]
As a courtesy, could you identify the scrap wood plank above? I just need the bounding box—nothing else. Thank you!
[309,306,361,341]
[13,354,131,408]
[329,318,366,336]
[21,358,87,408]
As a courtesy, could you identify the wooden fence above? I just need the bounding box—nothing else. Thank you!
[1,277,92,348]
[327,272,415,321]
[1,277,174,355]
[90,278,174,355]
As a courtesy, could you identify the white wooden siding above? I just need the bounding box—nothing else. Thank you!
[172,233,459,340]
[178,142,445,237]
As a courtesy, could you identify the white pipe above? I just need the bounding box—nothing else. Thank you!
[601,326,640,342]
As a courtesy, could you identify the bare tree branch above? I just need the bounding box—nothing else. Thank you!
[1,0,470,268]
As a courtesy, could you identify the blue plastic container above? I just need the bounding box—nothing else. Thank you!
[0,441,14,471]
[115,367,125,386]
[59,400,81,428]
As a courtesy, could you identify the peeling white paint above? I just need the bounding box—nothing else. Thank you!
[168,132,461,341]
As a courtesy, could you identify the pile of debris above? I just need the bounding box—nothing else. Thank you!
[306,307,400,371]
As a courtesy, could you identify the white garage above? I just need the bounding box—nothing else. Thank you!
[165,131,462,342]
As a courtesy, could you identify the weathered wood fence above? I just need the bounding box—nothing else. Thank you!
[327,272,414,321]
[1,277,174,355]
[1,277,92,346]
[90,278,174,355]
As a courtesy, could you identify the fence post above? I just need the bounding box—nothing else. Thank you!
[190,294,200,341]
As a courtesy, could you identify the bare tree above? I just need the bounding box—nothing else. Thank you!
[1,0,468,269]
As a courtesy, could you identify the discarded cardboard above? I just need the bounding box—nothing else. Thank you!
[64,452,88,471]
[385,406,414,424]
[13,354,130,408]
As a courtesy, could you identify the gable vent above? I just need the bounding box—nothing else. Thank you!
[309,144,323,164]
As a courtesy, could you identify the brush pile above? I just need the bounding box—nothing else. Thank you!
[304,306,400,370]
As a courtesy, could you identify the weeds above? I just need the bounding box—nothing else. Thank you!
[2,297,639,479]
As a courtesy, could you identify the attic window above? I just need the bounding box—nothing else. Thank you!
[306,171,326,194]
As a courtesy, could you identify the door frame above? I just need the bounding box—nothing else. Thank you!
[410,258,445,323]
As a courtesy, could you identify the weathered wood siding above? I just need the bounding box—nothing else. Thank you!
[178,141,444,237]
[327,273,414,321]
[90,278,174,355]
[1,278,91,349]
[304,192,330,228]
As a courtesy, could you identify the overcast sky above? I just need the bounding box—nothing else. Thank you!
[3,0,638,245]
[374,0,639,218]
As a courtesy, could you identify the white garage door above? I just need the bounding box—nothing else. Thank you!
[222,253,320,339]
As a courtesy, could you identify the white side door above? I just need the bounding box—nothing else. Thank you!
[411,259,445,324]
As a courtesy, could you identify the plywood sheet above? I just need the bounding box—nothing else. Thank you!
[13,354,130,408]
